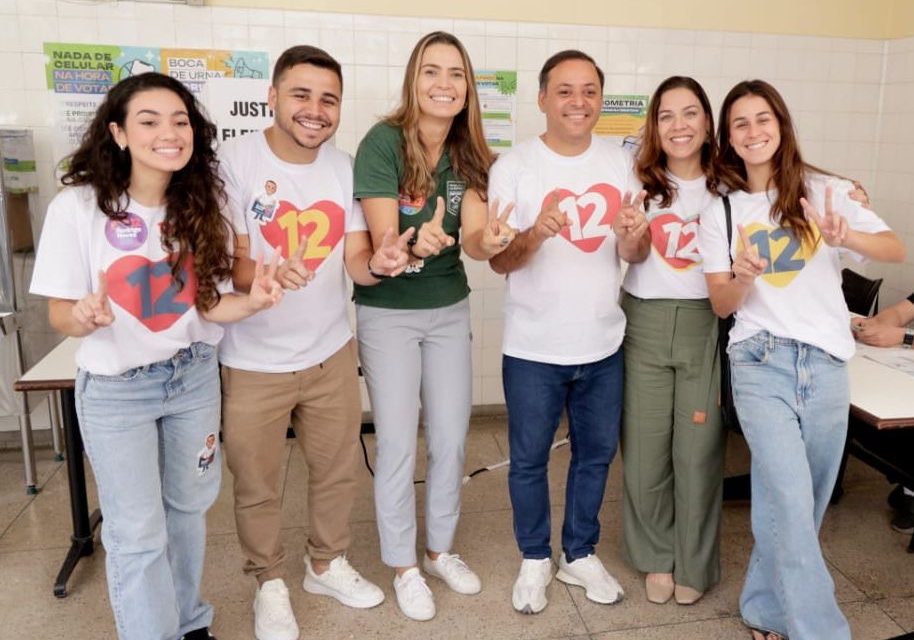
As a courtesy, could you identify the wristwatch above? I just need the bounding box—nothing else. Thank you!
[903,329,914,349]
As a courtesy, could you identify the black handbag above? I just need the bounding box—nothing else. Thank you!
[718,195,742,433]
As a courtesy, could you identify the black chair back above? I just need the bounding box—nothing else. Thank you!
[841,268,883,316]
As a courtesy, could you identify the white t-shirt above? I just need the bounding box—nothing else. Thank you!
[488,135,634,365]
[218,132,364,372]
[699,173,890,361]
[623,174,716,300]
[30,185,225,375]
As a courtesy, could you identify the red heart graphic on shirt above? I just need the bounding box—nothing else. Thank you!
[106,254,197,332]
[649,212,701,270]
[551,183,621,253]
[260,199,345,272]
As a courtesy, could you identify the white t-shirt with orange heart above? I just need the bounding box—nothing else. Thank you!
[623,174,716,300]
[488,135,635,365]
[698,173,890,361]
[30,185,225,376]
[218,132,365,373]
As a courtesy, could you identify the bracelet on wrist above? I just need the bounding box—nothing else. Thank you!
[367,256,390,280]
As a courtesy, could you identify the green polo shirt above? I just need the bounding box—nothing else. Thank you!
[353,122,470,310]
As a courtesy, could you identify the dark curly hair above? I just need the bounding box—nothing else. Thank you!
[61,72,232,311]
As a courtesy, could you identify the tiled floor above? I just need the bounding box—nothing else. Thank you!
[1,415,912,639]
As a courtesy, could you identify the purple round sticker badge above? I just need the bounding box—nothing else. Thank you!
[105,213,148,251]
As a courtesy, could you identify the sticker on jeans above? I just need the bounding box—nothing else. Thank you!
[196,432,217,476]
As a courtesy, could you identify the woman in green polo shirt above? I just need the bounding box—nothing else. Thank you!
[353,31,514,622]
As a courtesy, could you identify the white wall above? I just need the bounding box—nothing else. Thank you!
[0,1,910,412]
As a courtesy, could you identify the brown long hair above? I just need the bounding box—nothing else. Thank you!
[61,72,231,311]
[385,31,493,199]
[636,76,720,210]
[717,79,815,248]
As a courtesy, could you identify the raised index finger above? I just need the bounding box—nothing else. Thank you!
[266,250,281,280]
[291,234,309,262]
[737,223,753,255]
[96,270,108,297]
[430,196,446,226]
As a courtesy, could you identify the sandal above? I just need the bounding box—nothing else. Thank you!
[748,628,785,640]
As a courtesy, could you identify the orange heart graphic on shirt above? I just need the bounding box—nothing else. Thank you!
[649,212,701,270]
[551,183,621,253]
[106,254,196,332]
[260,199,345,272]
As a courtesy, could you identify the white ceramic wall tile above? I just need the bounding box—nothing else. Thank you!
[0,52,23,90]
[486,35,517,69]
[210,23,246,51]
[17,15,58,53]
[16,0,54,16]
[354,63,389,100]
[246,8,284,27]
[173,4,211,24]
[284,27,320,49]
[353,30,389,66]
[517,22,548,38]
[517,38,548,72]
[453,19,485,36]
[21,52,46,91]
[515,69,538,103]
[386,30,423,66]
[546,38,577,57]
[320,28,354,64]
[248,26,284,53]
[607,41,636,74]
[58,17,98,44]
[98,18,138,46]
[176,21,214,49]
[0,15,21,52]
[486,20,517,37]
[418,17,454,33]
[459,34,486,68]
[0,0,15,13]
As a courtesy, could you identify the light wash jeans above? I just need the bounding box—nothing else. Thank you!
[356,299,472,568]
[76,342,222,640]
[503,350,623,562]
[729,331,851,640]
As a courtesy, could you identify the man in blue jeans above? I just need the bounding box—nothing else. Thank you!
[488,49,650,614]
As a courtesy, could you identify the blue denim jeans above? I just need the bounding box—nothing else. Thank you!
[729,332,851,640]
[76,342,222,640]
[503,350,623,561]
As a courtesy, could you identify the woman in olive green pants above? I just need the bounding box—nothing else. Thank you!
[620,76,726,606]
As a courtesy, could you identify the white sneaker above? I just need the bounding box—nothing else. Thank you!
[512,558,553,614]
[253,578,300,640]
[422,552,482,595]
[302,555,385,609]
[556,554,624,604]
[393,567,436,621]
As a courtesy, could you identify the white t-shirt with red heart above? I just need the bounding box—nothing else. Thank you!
[218,132,364,373]
[623,174,716,300]
[699,173,890,361]
[30,185,225,376]
[488,135,635,365]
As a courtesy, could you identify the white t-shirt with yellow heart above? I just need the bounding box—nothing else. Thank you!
[218,132,365,373]
[698,173,890,361]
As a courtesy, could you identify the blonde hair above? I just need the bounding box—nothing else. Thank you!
[385,31,493,199]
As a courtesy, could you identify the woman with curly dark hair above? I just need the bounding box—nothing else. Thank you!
[29,72,282,640]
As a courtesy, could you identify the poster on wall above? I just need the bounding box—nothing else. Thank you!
[0,130,38,194]
[476,70,517,149]
[44,42,270,167]
[204,78,273,143]
[595,94,648,149]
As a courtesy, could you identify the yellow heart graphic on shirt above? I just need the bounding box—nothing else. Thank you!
[738,222,820,288]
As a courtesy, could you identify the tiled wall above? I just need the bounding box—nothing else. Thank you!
[0,0,910,410]
[869,35,914,306]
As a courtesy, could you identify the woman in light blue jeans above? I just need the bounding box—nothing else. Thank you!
[29,73,281,640]
[699,80,904,640]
